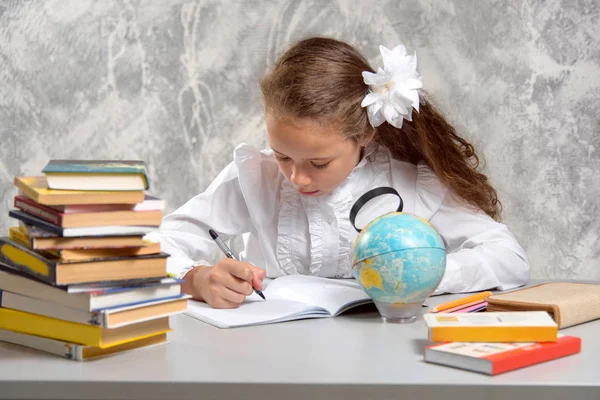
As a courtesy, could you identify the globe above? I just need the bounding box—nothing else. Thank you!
[352,212,446,323]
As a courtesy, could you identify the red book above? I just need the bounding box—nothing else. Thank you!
[424,335,581,375]
[13,195,163,228]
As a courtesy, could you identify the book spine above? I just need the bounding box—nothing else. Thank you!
[13,177,40,204]
[8,226,33,248]
[0,290,101,327]
[0,329,84,360]
[14,196,63,226]
[0,268,90,310]
[429,326,558,343]
[0,308,101,347]
[0,238,58,284]
[8,210,63,235]
[489,337,581,375]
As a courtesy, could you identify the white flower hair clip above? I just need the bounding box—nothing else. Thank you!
[361,44,423,129]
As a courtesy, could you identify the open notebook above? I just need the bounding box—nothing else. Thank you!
[185,275,374,328]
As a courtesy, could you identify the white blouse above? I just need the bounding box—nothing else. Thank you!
[146,143,529,295]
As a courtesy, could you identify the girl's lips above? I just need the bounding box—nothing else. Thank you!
[299,189,319,196]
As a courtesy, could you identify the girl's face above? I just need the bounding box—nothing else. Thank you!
[266,113,369,197]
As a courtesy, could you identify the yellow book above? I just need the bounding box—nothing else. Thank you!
[0,330,168,361]
[0,237,167,285]
[14,176,144,205]
[9,228,160,262]
[0,308,171,348]
[424,311,558,343]
[8,226,145,250]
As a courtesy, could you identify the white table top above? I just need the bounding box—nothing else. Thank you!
[1,280,599,400]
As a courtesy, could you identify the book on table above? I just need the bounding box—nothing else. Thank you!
[186,275,374,328]
[486,282,600,328]
[423,311,558,343]
[0,330,169,361]
[424,335,581,375]
[0,308,171,348]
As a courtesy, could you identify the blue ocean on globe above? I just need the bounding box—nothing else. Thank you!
[352,212,446,304]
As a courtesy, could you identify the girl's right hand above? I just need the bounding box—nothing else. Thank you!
[183,258,266,309]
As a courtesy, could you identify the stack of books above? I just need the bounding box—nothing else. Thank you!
[423,302,582,375]
[0,160,188,361]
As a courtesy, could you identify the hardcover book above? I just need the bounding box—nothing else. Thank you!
[0,330,168,361]
[423,311,558,343]
[424,335,581,375]
[0,268,181,311]
[42,160,149,191]
[0,308,170,348]
[0,237,168,285]
[9,210,158,237]
[14,176,145,205]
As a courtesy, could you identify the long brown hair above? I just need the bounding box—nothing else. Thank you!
[261,37,501,220]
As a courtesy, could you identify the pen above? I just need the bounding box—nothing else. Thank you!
[208,229,266,300]
[430,291,492,313]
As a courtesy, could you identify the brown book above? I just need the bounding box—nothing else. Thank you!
[14,195,162,228]
[14,176,144,205]
[486,282,600,328]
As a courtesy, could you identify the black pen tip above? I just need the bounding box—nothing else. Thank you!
[257,290,266,300]
[209,229,218,240]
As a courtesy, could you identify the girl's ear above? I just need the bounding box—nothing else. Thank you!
[360,129,376,147]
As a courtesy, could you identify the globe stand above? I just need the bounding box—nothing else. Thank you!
[374,301,422,324]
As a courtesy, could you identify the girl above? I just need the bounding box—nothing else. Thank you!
[146,37,529,309]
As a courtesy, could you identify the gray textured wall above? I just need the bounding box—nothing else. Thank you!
[1,0,599,280]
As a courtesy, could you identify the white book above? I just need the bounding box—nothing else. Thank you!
[0,329,168,361]
[0,290,190,328]
[185,275,373,328]
[59,225,158,237]
[0,270,182,311]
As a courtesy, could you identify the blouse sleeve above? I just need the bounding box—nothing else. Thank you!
[145,160,253,278]
[414,164,530,295]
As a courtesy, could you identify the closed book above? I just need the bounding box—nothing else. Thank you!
[423,311,558,342]
[9,226,145,250]
[0,308,171,348]
[0,290,189,328]
[14,176,144,205]
[9,228,161,261]
[0,330,168,361]
[486,282,600,328]
[9,210,158,237]
[424,335,581,375]
[0,237,168,285]
[50,193,165,213]
[42,160,149,191]
[14,195,163,228]
[0,269,182,311]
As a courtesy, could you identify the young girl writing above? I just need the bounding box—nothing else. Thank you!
[147,37,529,309]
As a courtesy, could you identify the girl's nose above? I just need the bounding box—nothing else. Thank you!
[290,165,312,187]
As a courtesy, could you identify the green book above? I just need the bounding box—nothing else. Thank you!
[42,160,149,191]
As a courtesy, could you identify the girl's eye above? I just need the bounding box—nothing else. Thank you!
[275,155,291,162]
[311,161,330,169]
